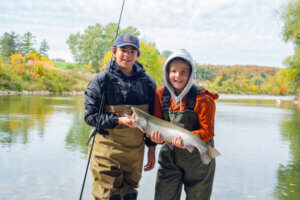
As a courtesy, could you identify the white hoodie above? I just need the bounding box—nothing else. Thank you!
[163,49,195,107]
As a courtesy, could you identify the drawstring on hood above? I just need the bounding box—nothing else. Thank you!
[163,49,195,109]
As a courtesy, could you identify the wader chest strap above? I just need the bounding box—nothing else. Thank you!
[162,85,205,111]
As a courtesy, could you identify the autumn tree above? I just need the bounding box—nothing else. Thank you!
[66,23,140,71]
[138,41,164,86]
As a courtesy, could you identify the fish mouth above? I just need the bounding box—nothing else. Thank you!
[131,107,137,120]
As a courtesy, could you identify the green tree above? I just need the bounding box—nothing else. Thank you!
[281,0,300,94]
[66,23,140,71]
[39,39,50,57]
[0,32,20,60]
[282,0,300,46]
[20,32,36,56]
[138,41,164,86]
[161,50,172,58]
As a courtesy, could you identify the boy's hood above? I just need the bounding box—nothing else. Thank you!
[163,49,195,106]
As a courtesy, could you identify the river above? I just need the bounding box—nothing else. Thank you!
[0,95,299,200]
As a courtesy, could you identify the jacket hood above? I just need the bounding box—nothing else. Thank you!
[107,59,145,79]
[163,49,195,106]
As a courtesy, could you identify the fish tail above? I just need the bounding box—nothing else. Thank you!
[201,153,212,165]
[199,145,220,165]
[207,145,221,159]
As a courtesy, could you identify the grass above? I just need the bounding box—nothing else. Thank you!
[54,61,82,71]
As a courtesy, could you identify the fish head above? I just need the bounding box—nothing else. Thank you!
[131,107,147,132]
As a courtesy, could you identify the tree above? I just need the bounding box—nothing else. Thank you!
[282,0,300,46]
[161,50,172,58]
[0,32,20,60]
[66,23,140,71]
[138,41,164,86]
[281,0,300,94]
[39,39,50,57]
[20,32,36,56]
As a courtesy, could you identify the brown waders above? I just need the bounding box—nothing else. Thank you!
[155,109,216,200]
[89,104,149,200]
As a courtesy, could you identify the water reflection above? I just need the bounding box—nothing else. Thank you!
[275,109,300,199]
[65,106,91,155]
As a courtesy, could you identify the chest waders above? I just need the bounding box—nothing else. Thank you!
[89,104,149,200]
[155,86,216,200]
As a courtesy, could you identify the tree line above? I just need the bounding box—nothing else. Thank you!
[0,0,298,95]
[0,32,49,60]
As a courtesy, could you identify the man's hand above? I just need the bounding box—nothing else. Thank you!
[144,146,156,171]
[150,130,164,144]
[118,117,134,128]
[172,136,185,149]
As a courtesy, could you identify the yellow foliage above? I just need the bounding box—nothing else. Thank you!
[206,80,211,86]
[10,54,25,64]
[83,64,94,72]
[251,85,258,91]
[26,52,40,62]
[100,51,113,72]
[138,41,164,85]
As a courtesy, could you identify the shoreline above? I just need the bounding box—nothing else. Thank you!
[0,90,84,96]
[0,90,296,100]
[219,94,296,101]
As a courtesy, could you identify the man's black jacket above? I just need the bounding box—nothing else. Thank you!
[84,60,156,146]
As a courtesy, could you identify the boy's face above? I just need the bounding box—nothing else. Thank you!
[113,45,138,71]
[168,60,191,94]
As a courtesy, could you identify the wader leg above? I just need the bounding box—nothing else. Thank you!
[155,145,183,200]
[123,146,144,197]
[183,158,216,200]
[89,135,124,200]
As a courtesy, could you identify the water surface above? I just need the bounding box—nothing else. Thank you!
[0,95,299,200]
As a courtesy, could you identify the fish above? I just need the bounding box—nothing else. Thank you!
[131,107,220,165]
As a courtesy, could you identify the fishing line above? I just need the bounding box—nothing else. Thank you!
[79,0,126,199]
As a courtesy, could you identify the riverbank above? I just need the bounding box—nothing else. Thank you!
[219,94,297,101]
[0,90,297,101]
[0,90,84,95]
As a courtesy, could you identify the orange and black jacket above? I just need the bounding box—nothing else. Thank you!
[153,86,219,143]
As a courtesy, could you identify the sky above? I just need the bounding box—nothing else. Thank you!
[0,0,295,67]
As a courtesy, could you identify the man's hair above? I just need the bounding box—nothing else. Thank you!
[111,46,140,57]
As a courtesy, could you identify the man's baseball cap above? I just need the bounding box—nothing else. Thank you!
[114,33,140,55]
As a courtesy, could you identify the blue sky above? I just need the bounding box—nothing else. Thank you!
[0,0,294,67]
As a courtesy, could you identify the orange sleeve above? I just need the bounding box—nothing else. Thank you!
[153,86,164,119]
[192,94,216,143]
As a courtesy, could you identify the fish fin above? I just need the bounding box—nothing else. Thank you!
[185,145,194,153]
[207,145,221,159]
[166,142,173,150]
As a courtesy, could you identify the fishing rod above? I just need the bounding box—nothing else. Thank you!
[79,0,126,199]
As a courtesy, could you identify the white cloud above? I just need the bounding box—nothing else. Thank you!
[0,0,294,66]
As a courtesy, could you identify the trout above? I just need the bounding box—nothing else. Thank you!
[131,107,220,165]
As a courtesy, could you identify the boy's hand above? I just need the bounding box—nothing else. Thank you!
[150,130,164,144]
[118,117,134,128]
[172,136,185,149]
[144,146,155,171]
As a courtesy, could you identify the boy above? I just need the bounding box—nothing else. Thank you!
[150,49,219,200]
[84,33,156,200]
